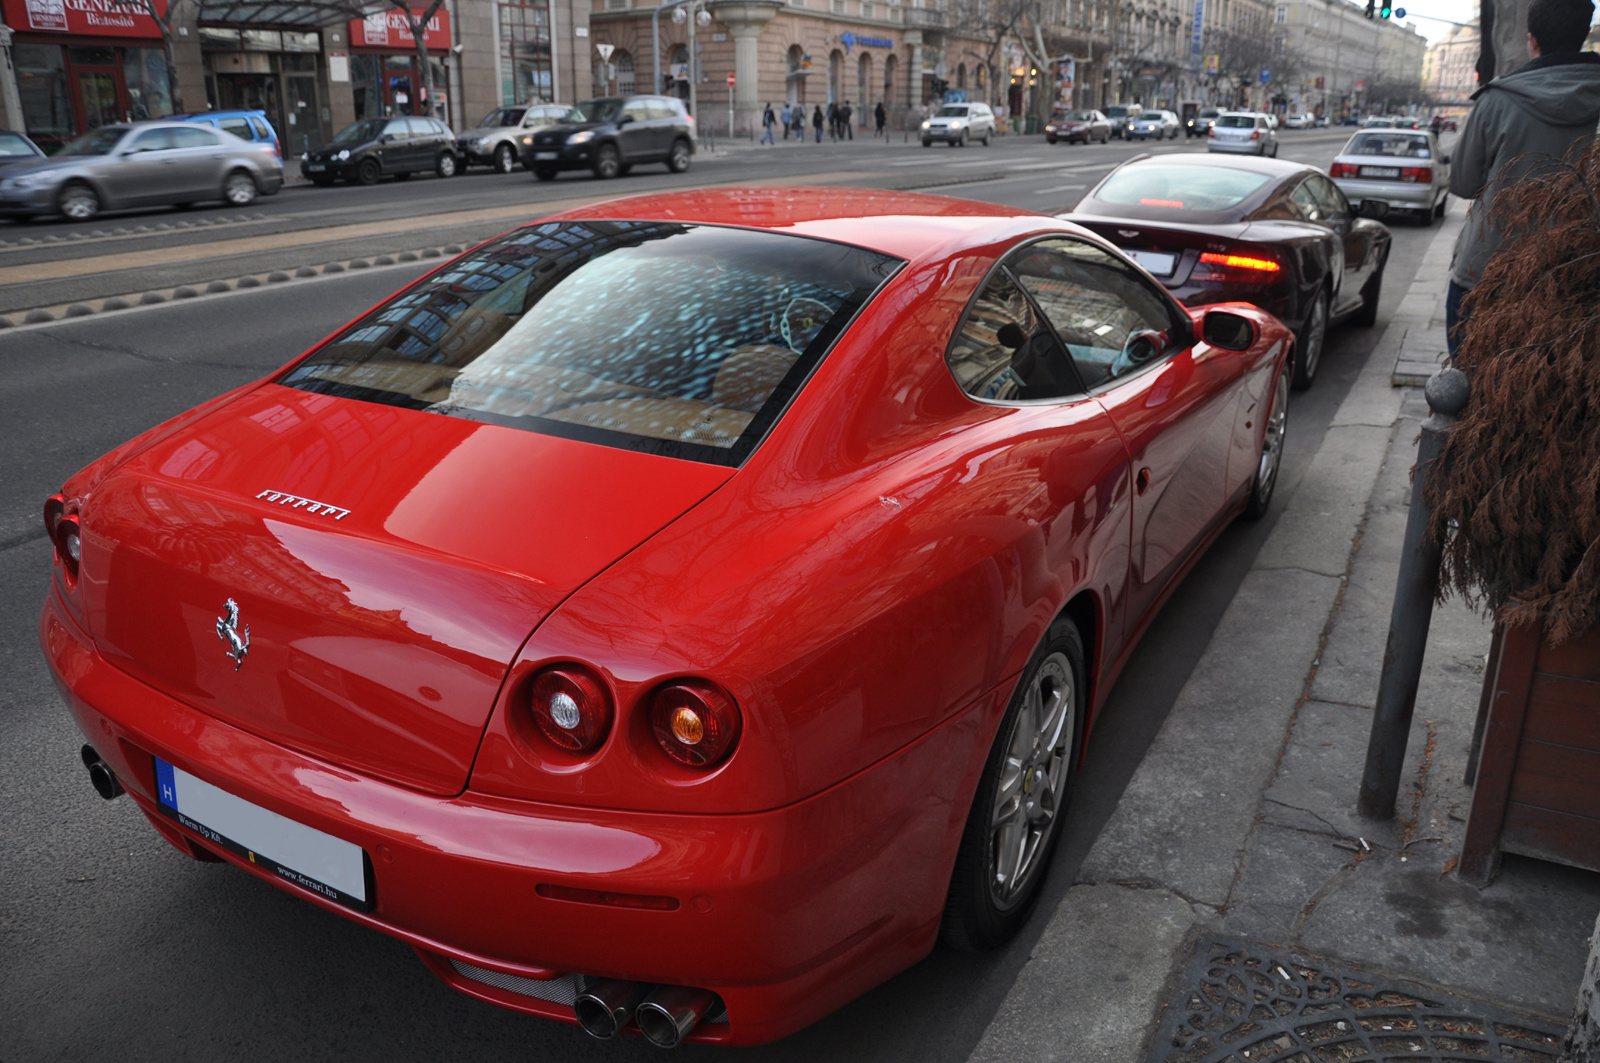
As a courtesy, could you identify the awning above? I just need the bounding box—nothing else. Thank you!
[196,1,359,27]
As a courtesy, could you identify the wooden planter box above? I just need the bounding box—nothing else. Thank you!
[1460,621,1600,887]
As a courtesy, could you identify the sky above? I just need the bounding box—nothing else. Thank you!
[1391,0,1475,45]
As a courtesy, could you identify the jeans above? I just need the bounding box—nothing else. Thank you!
[1445,280,1468,362]
[761,123,774,145]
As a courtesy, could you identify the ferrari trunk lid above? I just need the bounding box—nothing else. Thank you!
[76,385,730,795]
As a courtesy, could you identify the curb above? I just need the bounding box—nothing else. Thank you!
[1390,210,1465,386]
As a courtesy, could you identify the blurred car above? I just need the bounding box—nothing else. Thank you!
[1045,109,1112,144]
[0,121,282,222]
[1329,128,1450,224]
[1264,113,1280,130]
[921,101,996,146]
[459,103,571,172]
[43,186,1294,1048]
[0,129,45,169]
[1313,115,1329,127]
[1363,115,1396,128]
[1065,153,1391,391]
[1283,112,1314,129]
[1340,115,1361,126]
[1128,110,1181,140]
[1187,107,1222,138]
[1103,104,1140,138]
[521,95,695,179]
[177,110,281,159]
[302,116,459,186]
[1442,117,1459,132]
[1208,112,1278,157]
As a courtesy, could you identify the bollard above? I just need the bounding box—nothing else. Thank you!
[1357,366,1471,820]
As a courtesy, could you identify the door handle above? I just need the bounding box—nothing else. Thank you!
[1135,467,1151,494]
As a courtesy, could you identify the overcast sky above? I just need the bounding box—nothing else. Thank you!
[1392,0,1474,45]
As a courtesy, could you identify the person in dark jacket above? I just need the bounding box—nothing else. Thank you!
[875,100,887,136]
[1447,0,1600,357]
[813,104,824,142]
[761,103,776,145]
[840,102,854,139]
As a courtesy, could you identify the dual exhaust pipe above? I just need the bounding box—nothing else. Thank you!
[574,979,718,1048]
[81,745,124,801]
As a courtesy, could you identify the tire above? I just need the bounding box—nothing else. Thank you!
[922,138,933,148]
[618,163,632,176]
[592,143,621,179]
[1046,136,1057,145]
[982,129,992,146]
[1351,253,1385,328]
[222,170,257,207]
[533,166,558,182]
[1243,359,1291,520]
[1291,287,1328,391]
[435,151,457,178]
[356,158,381,185]
[942,618,1085,951]
[1418,203,1436,227]
[667,138,692,173]
[493,143,516,174]
[57,182,99,222]
[1434,194,1447,219]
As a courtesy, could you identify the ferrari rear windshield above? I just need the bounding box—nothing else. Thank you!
[277,221,902,466]
[1094,164,1272,212]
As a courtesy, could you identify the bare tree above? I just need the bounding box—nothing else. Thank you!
[108,0,190,114]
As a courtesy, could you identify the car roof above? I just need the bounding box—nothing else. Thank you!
[546,187,1060,264]
[1110,152,1311,179]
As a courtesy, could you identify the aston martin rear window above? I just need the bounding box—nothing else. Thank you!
[278,221,902,466]
[1094,164,1271,211]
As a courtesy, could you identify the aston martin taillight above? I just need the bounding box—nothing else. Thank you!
[1191,251,1283,284]
[650,680,741,768]
[528,666,613,752]
[43,494,80,580]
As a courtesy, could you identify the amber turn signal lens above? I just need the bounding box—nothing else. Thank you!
[650,680,741,768]
[528,666,612,752]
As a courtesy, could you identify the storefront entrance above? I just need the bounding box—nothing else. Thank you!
[13,41,172,152]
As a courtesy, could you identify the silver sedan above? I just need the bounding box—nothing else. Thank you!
[0,120,283,222]
[1329,129,1450,224]
[1208,112,1278,157]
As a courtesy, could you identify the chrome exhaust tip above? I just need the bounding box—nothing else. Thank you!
[573,979,649,1040]
[81,745,124,800]
[635,986,717,1049]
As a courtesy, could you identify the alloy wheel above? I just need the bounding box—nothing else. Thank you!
[987,651,1075,909]
[436,152,457,178]
[223,172,256,206]
[58,184,98,222]
[494,143,515,174]
[668,140,691,173]
[593,145,620,179]
[1257,364,1290,501]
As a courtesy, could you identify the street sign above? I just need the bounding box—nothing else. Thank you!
[726,72,735,86]
[596,43,614,61]
[1260,66,1271,84]
[1205,54,1220,74]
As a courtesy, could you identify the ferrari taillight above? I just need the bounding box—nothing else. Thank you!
[650,680,741,768]
[528,666,613,752]
[44,494,80,580]
[1400,166,1433,183]
[1329,162,1358,178]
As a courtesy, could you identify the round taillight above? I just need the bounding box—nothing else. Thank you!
[650,681,741,768]
[47,495,80,580]
[528,667,612,752]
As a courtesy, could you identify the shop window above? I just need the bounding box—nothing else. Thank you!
[124,48,174,120]
[883,53,897,105]
[283,31,321,52]
[244,30,283,50]
[14,44,71,150]
[199,27,242,49]
[499,0,553,105]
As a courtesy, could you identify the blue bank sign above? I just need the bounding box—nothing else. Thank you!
[841,32,894,51]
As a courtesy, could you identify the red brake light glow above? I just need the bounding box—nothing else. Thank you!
[1139,198,1185,208]
[528,666,612,752]
[1198,251,1282,273]
[1329,162,1358,178]
[650,680,741,768]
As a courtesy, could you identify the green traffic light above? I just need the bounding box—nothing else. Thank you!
[1379,2,1391,15]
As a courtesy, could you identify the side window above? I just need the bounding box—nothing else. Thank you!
[947,269,1080,403]
[1289,180,1324,221]
[249,117,271,139]
[1010,239,1181,389]
[172,127,218,149]
[649,100,678,120]
[621,100,651,123]
[1310,175,1349,217]
[219,118,251,139]
[383,118,409,139]
[129,128,173,152]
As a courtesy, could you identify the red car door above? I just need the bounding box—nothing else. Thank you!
[1009,238,1246,644]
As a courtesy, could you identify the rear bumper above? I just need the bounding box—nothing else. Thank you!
[1331,178,1436,211]
[39,589,995,1045]
[1208,139,1269,154]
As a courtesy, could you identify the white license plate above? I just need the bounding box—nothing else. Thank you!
[305,164,325,172]
[533,151,557,160]
[1361,166,1401,178]
[1128,250,1177,276]
[155,757,371,911]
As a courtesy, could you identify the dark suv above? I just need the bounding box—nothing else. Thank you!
[519,95,694,181]
[301,116,459,186]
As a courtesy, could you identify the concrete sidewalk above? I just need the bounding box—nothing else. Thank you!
[970,213,1600,1061]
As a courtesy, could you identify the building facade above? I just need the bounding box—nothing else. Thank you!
[1271,0,1425,118]
[1423,20,1477,106]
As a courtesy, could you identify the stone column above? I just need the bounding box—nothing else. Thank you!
[710,0,781,134]
[903,28,922,108]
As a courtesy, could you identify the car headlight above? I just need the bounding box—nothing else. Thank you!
[567,131,593,145]
[950,120,963,128]
[5,175,36,189]
[920,120,930,129]
[520,136,533,146]
[336,149,350,161]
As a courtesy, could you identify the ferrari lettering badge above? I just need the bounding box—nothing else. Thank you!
[256,489,351,520]
[216,599,250,671]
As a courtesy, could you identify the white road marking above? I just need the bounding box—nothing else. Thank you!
[1032,184,1086,195]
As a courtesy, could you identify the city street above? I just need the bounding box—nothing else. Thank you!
[1,128,1454,1062]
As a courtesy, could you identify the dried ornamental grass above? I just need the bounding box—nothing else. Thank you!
[1427,137,1600,644]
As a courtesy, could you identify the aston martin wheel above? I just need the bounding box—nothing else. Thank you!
[1291,288,1328,391]
[1244,359,1290,520]
[942,617,1085,950]
[592,144,620,179]
[493,143,516,174]
[57,182,99,222]
[222,170,257,207]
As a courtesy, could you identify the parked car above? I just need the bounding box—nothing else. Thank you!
[177,109,281,159]
[1391,115,1422,129]
[1283,112,1314,129]
[43,186,1294,1048]
[0,121,283,222]
[921,101,996,146]
[1208,112,1279,157]
[1363,115,1396,128]
[1045,109,1112,144]
[1264,113,1280,130]
[520,95,694,180]
[459,103,571,173]
[1329,129,1450,225]
[0,129,46,169]
[1187,107,1222,138]
[1103,104,1140,139]
[1313,115,1329,127]
[1066,153,1391,390]
[301,116,459,186]
[1442,117,1459,132]
[1340,115,1361,126]
[1128,110,1181,140]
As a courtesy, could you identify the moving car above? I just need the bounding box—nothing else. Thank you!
[0,121,283,222]
[1103,104,1139,139]
[1065,154,1391,390]
[0,128,45,168]
[921,101,996,146]
[1045,109,1112,144]
[1329,129,1450,224]
[1283,112,1314,129]
[42,187,1293,1048]
[520,95,694,180]
[1128,110,1181,140]
[178,110,281,158]
[459,103,571,173]
[301,116,460,185]
[1208,112,1278,157]
[1187,107,1222,138]
[1363,115,1396,128]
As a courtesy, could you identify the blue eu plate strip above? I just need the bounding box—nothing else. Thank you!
[155,757,178,811]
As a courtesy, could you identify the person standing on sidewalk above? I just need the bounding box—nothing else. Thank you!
[1447,0,1600,358]
[761,103,776,145]
[875,101,887,136]
[780,102,792,140]
[841,102,854,140]
[813,104,824,143]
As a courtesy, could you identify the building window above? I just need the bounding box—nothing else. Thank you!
[1274,4,1286,22]
[857,51,871,106]
[883,52,897,105]
[499,0,553,105]
[832,0,846,11]
[617,50,635,94]
[861,1,874,16]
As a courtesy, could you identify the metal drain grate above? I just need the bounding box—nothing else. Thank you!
[1147,937,1563,1063]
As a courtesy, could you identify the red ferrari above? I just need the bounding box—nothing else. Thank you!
[40,188,1294,1047]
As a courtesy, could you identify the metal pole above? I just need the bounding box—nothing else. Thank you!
[1357,366,1471,820]
[652,0,690,96]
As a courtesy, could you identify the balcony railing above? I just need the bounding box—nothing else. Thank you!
[903,6,946,27]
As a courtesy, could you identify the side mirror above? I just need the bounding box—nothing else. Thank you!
[617,113,634,126]
[1359,199,1390,220]
[1202,310,1255,351]
[380,133,394,143]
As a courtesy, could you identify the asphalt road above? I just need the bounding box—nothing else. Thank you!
[0,128,1449,1062]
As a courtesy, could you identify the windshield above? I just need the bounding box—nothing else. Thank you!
[1104,107,1129,118]
[279,221,903,466]
[478,108,526,127]
[1216,115,1256,128]
[936,106,969,117]
[1199,110,1221,117]
[565,98,623,124]
[1346,132,1431,158]
[1057,112,1092,121]
[1094,164,1272,212]
[58,127,127,157]
[332,119,387,144]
